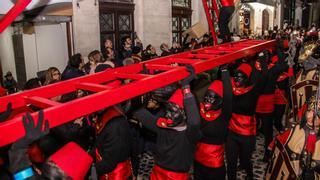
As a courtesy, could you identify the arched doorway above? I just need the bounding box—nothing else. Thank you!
[262,9,269,33]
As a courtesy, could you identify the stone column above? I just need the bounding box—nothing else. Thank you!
[72,0,100,59]
[0,27,16,79]
[139,0,172,52]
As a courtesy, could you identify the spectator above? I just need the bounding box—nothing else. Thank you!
[171,42,184,54]
[160,43,172,57]
[44,67,61,85]
[142,44,158,61]
[84,50,99,74]
[61,53,85,80]
[3,71,18,94]
[24,78,41,90]
[119,36,133,66]
[132,46,142,63]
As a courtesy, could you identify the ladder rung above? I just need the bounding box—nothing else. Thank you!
[145,64,175,71]
[76,83,113,92]
[168,58,199,64]
[114,73,151,80]
[24,96,61,108]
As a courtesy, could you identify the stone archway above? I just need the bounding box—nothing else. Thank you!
[262,9,270,33]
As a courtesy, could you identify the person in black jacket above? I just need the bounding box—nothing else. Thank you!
[194,64,232,180]
[94,105,132,179]
[134,65,201,179]
[61,53,85,80]
[226,55,268,180]
[254,52,289,161]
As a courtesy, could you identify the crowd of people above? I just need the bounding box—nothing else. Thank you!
[0,22,319,180]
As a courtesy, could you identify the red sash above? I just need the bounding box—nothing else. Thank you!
[274,89,287,105]
[195,143,224,168]
[256,94,275,113]
[228,113,256,136]
[150,165,188,180]
[99,160,132,180]
[220,0,234,6]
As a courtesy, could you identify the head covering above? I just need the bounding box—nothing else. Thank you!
[168,89,184,108]
[208,80,223,97]
[49,142,93,179]
[5,71,12,77]
[237,63,252,78]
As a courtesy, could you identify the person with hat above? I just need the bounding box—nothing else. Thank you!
[266,94,320,179]
[133,65,201,179]
[193,64,232,180]
[3,71,18,94]
[9,110,93,179]
[254,51,289,161]
[226,56,268,180]
[90,80,132,179]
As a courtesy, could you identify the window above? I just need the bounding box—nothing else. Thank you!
[172,0,192,44]
[99,1,134,53]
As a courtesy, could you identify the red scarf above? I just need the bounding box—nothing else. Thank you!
[231,78,254,95]
[199,103,221,121]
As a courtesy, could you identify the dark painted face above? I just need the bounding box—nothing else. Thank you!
[234,71,248,88]
[203,90,223,111]
[164,102,186,127]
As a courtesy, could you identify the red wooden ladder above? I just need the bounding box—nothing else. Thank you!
[0,40,277,147]
[202,0,220,45]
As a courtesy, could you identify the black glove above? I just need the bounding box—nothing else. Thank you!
[180,64,196,88]
[141,64,149,74]
[0,103,12,122]
[16,110,49,148]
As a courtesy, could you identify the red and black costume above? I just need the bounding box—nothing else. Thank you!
[94,106,132,179]
[134,89,201,180]
[194,68,232,180]
[274,64,294,131]
[226,62,266,180]
[254,55,288,159]
[218,0,235,42]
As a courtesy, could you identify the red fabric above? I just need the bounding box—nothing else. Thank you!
[0,0,31,33]
[283,40,289,48]
[168,89,184,108]
[268,129,291,150]
[237,63,252,78]
[298,104,308,120]
[231,79,254,95]
[99,160,132,180]
[96,106,123,134]
[156,117,171,128]
[208,80,223,97]
[27,143,45,163]
[271,56,279,63]
[306,133,317,154]
[195,143,224,168]
[274,89,287,105]
[256,94,275,113]
[50,142,93,180]
[220,0,234,7]
[199,103,221,121]
[287,67,294,77]
[228,113,256,136]
[150,165,188,180]
[0,157,4,166]
[255,62,275,71]
[277,73,288,82]
[0,87,7,97]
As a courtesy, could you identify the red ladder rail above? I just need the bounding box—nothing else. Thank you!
[0,40,277,147]
[202,0,220,45]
